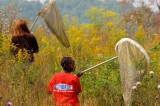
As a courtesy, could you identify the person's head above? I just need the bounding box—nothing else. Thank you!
[14,19,30,36]
[61,57,76,73]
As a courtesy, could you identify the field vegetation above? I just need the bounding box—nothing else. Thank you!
[1,5,160,106]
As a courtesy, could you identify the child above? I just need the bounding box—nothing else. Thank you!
[47,57,83,106]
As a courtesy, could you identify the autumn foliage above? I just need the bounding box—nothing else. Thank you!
[1,7,160,105]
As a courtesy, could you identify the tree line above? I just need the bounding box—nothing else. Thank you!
[0,0,123,23]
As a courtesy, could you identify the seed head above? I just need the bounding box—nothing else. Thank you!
[158,84,160,89]
[136,82,141,87]
[132,85,137,90]
[7,101,13,106]
[149,71,154,75]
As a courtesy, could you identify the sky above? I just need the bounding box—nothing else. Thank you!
[27,0,46,4]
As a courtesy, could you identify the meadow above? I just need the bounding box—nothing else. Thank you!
[1,7,160,106]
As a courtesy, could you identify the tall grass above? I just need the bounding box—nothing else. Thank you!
[1,7,160,106]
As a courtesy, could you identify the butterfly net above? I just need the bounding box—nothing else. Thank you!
[115,38,150,106]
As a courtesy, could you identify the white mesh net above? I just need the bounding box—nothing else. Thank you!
[115,38,150,106]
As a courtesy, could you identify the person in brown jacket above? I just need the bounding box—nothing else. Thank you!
[11,19,39,62]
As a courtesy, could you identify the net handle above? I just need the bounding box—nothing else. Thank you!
[81,56,118,73]
[30,15,39,32]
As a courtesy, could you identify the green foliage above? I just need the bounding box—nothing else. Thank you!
[55,0,123,23]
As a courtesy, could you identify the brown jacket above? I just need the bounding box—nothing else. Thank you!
[11,33,39,62]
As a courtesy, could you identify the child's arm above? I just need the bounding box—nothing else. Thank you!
[46,86,52,95]
[75,77,82,95]
[76,72,84,78]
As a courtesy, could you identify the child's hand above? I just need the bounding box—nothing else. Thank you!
[76,72,84,78]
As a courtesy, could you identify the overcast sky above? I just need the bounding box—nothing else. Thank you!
[117,0,160,13]
[27,0,46,4]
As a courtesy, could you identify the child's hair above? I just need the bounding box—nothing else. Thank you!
[61,57,75,72]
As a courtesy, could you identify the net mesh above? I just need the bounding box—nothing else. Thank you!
[115,38,149,106]
[38,0,70,48]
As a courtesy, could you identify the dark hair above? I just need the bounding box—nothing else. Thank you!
[61,57,75,72]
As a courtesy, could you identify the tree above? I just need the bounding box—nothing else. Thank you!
[118,0,160,13]
[119,0,160,36]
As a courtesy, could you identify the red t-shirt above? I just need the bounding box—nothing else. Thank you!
[47,72,82,106]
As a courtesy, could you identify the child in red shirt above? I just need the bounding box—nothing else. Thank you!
[47,57,83,106]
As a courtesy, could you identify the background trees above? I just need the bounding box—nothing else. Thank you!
[0,0,122,23]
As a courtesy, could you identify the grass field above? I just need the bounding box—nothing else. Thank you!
[1,8,160,106]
